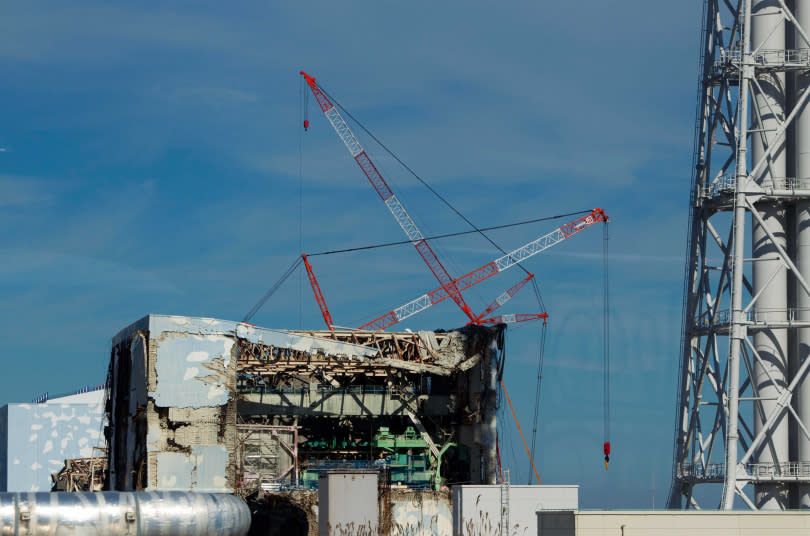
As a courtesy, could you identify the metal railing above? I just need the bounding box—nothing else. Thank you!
[31,383,107,404]
[699,175,810,199]
[696,307,810,327]
[237,384,422,396]
[304,459,390,471]
[716,47,810,67]
[237,385,309,395]
[699,175,736,199]
[680,461,810,481]
[679,462,727,480]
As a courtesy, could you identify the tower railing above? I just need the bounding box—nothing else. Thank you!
[717,47,810,67]
[699,175,810,199]
[679,462,810,482]
[696,307,810,327]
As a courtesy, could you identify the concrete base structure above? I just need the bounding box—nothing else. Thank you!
[537,510,810,536]
[454,484,579,536]
[387,489,451,536]
[250,488,452,536]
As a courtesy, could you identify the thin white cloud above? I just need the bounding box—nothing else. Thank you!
[0,175,54,208]
[0,2,696,190]
[0,248,180,293]
[168,87,260,105]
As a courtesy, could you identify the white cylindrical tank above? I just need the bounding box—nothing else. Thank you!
[0,491,251,536]
[751,0,789,510]
[795,0,810,510]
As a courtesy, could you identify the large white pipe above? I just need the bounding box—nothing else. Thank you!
[0,492,251,536]
[751,0,790,510]
[795,0,810,510]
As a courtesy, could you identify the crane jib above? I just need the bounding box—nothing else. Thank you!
[300,71,609,332]
[361,311,398,331]
[357,208,607,330]
[326,107,363,156]
[355,151,394,200]
[301,69,477,322]
[300,71,333,112]
[476,273,535,321]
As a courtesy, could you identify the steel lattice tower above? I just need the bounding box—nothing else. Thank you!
[670,0,810,510]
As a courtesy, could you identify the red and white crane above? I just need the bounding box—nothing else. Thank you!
[300,71,477,323]
[297,208,606,331]
[302,254,334,331]
[358,208,607,331]
[472,273,536,325]
[295,72,612,475]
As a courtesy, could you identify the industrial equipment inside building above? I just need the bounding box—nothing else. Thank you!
[235,325,502,491]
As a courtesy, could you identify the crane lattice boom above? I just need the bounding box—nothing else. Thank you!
[302,254,334,331]
[359,208,607,331]
[474,273,534,323]
[300,70,475,322]
[480,313,548,325]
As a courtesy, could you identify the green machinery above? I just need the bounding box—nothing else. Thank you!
[297,426,464,490]
[374,426,461,490]
[373,426,426,449]
[374,426,432,488]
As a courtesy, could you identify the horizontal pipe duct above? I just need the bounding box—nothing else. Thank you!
[0,491,250,536]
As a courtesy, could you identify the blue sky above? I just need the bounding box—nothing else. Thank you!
[0,1,699,508]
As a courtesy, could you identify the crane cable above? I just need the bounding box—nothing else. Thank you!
[500,377,542,486]
[305,81,554,336]
[240,210,585,323]
[528,319,547,484]
[306,210,591,257]
[243,256,303,323]
[603,220,611,470]
[299,74,307,329]
[319,85,537,281]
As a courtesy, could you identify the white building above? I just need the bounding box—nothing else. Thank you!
[453,484,579,536]
[536,510,810,536]
[0,387,106,491]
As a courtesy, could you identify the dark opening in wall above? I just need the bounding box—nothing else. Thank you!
[247,493,312,536]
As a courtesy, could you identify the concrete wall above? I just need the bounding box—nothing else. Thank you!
[537,511,810,536]
[0,391,105,492]
[107,315,240,493]
[319,471,378,535]
[387,490,451,536]
[454,485,579,536]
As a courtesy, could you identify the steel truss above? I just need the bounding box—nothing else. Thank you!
[671,0,810,510]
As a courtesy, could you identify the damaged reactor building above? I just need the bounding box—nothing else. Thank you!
[104,315,504,497]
